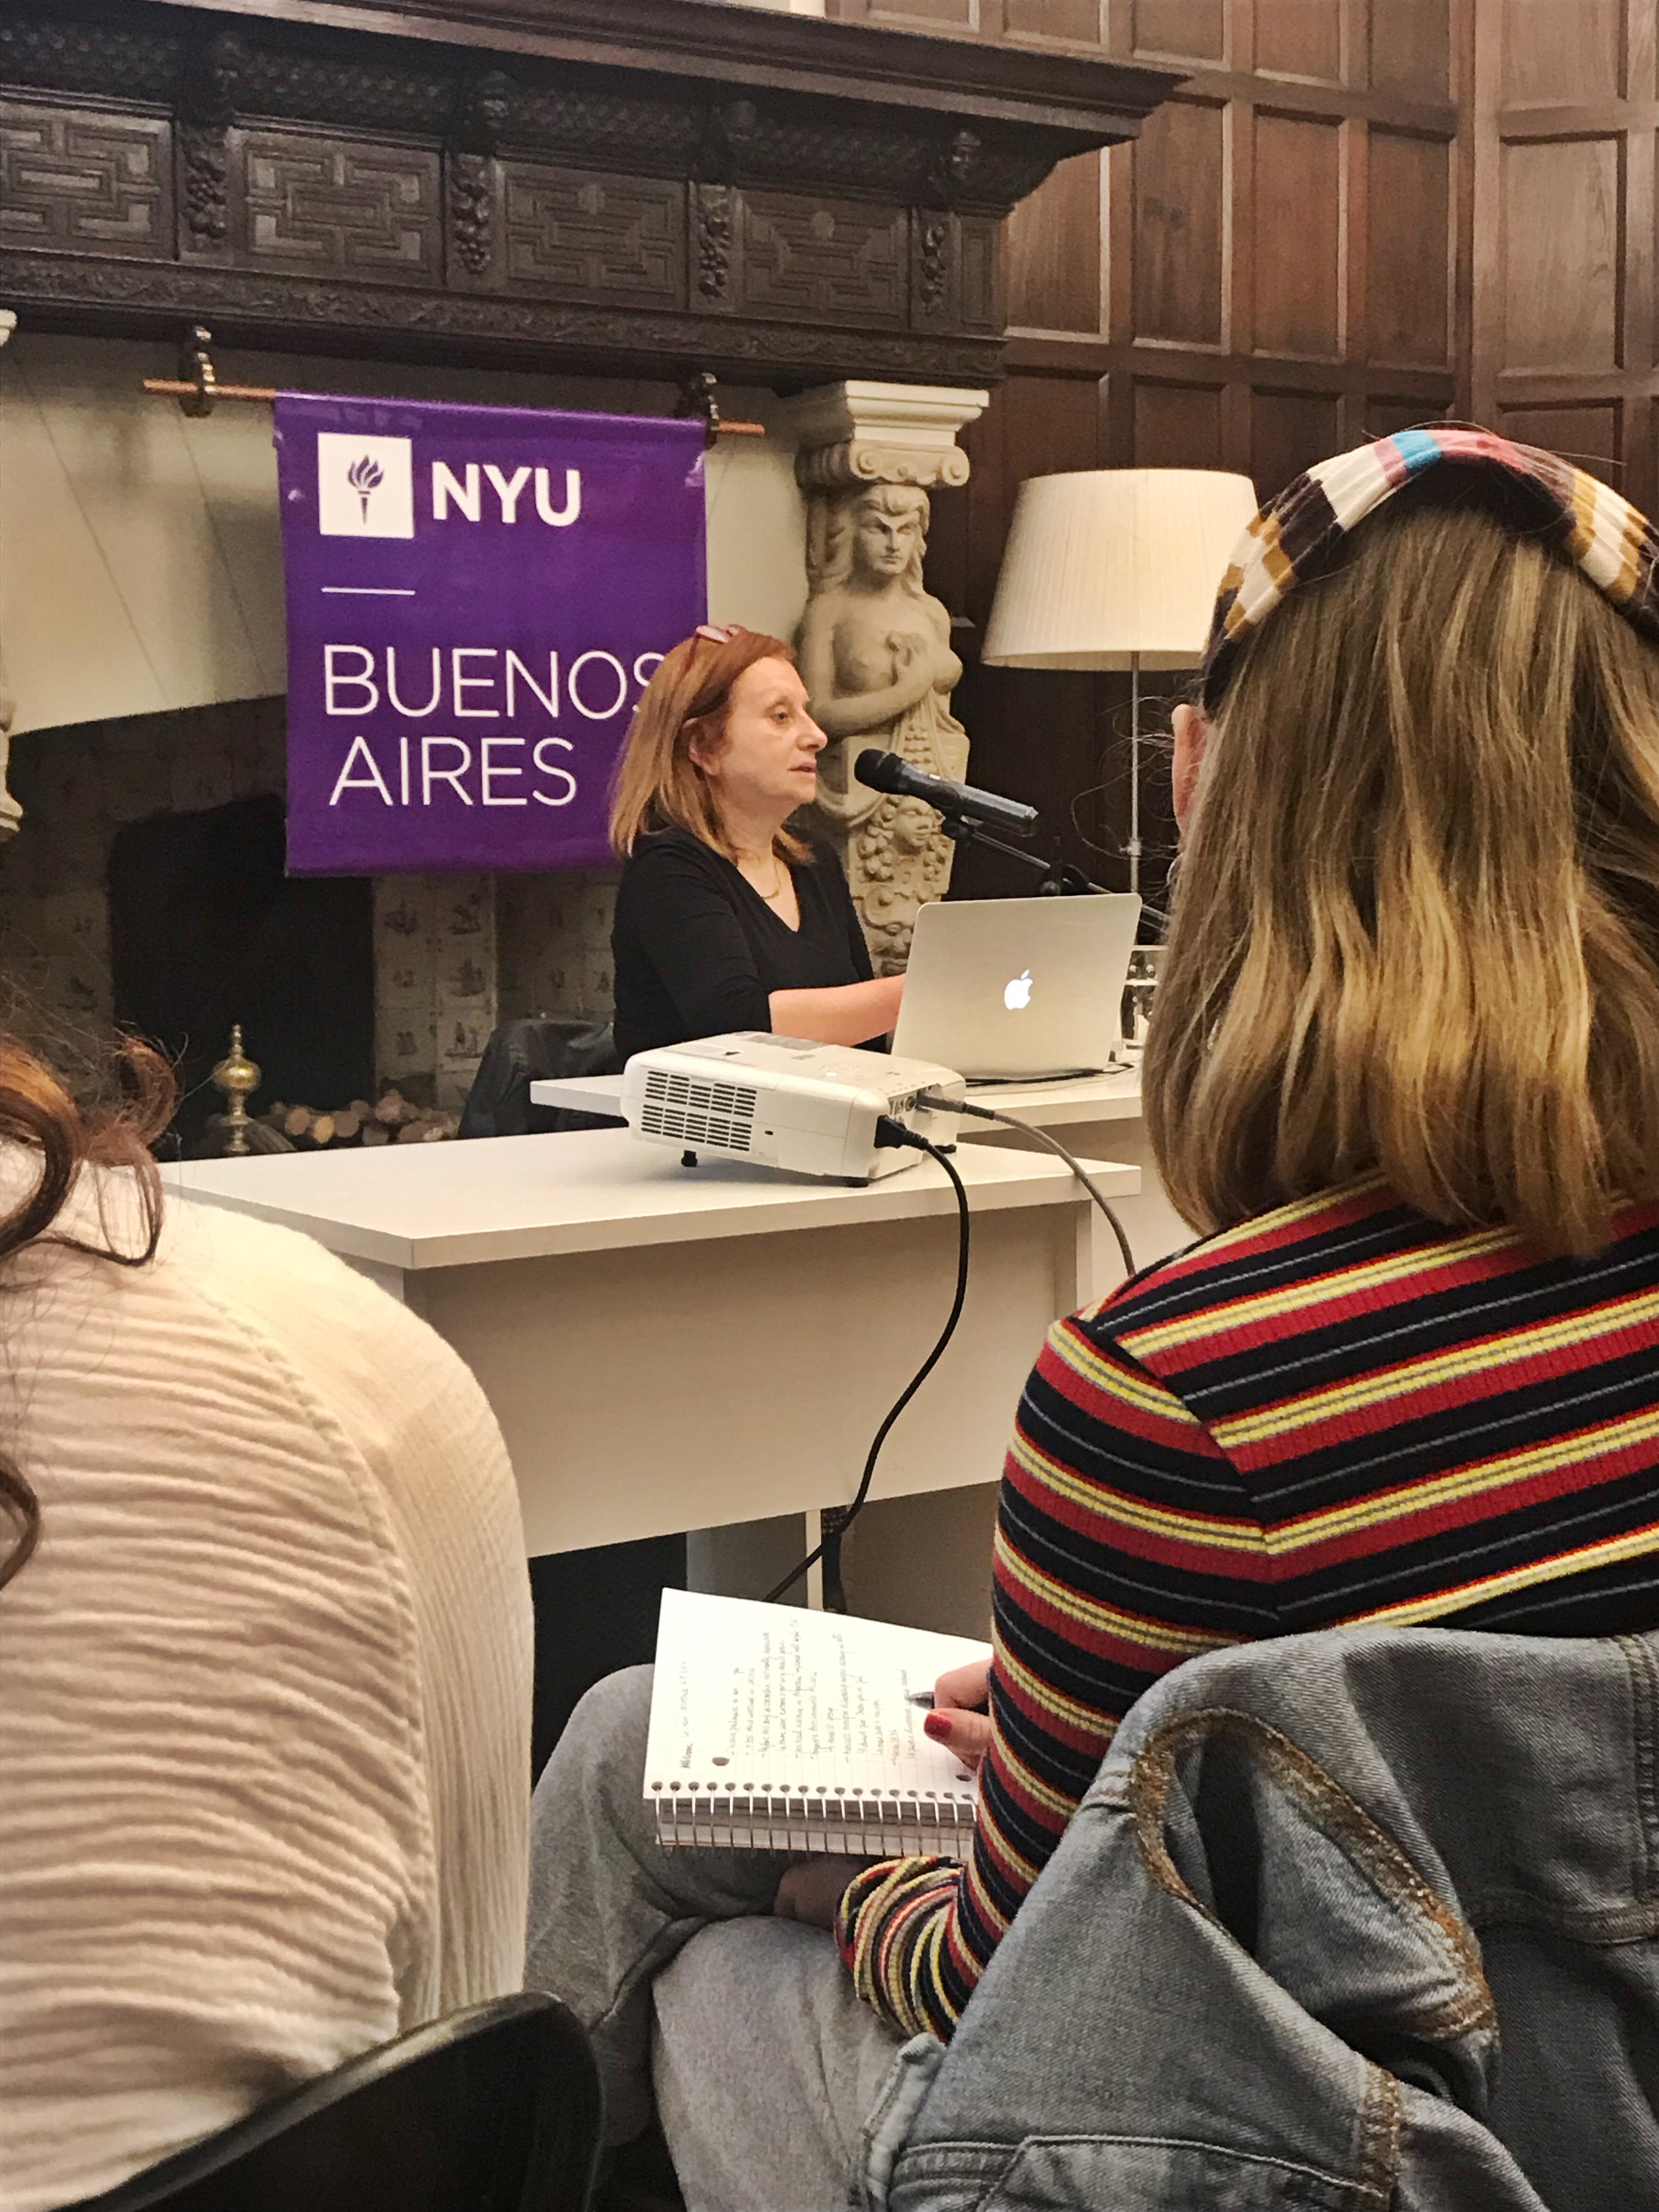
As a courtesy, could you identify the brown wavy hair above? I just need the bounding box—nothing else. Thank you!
[608,627,809,864]
[1145,494,1659,1257]
[0,1030,176,1590]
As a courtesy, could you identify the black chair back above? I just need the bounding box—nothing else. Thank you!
[459,1018,620,1138]
[59,1992,601,2212]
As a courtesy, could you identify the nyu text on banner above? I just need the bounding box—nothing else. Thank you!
[275,394,708,873]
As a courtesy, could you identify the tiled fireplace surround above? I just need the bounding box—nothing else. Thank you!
[1,694,614,1114]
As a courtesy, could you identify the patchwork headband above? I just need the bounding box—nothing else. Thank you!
[1199,426,1659,712]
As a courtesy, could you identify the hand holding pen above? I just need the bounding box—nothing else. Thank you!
[911,1655,994,1774]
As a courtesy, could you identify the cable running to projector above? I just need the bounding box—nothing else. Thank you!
[917,1091,1137,1278]
[764,1120,971,1612]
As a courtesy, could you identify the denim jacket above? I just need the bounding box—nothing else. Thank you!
[862,1625,1659,2212]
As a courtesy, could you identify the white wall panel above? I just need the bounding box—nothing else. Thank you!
[1,331,810,738]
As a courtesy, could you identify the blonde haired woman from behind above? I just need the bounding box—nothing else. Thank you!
[0,1032,532,2211]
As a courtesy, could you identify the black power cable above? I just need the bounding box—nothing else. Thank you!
[761,1101,1132,1612]
[764,1120,971,1611]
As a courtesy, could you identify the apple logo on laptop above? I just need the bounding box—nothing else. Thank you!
[1004,969,1034,1012]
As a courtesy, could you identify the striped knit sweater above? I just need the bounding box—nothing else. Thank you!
[837,1172,1659,2040]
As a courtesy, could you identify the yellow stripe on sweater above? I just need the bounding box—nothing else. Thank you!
[1262,1402,1659,1557]
[995,1527,1239,1658]
[1214,1286,1659,1451]
[1069,1178,1384,1324]
[912,1914,963,2033]
[975,1718,1076,1826]
[966,1815,1040,1904]
[995,1639,1124,1747]
[1045,1324,1209,1423]
[1342,1521,1659,1628]
[1180,1173,1391,1263]
[1008,1429,1266,1556]
[1120,1226,1517,1359]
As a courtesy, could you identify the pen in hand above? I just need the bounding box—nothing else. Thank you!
[907,1691,935,1708]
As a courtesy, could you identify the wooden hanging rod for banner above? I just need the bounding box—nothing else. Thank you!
[140,375,766,435]
[143,378,274,404]
[142,378,765,433]
[144,329,765,437]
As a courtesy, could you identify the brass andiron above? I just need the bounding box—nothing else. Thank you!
[211,1026,261,1156]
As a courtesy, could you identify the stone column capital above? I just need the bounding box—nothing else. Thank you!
[783,379,989,493]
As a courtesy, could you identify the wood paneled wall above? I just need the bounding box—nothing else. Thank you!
[854,0,1471,904]
[830,1,1117,39]
[1471,0,1659,516]
[997,2,1464,483]
[832,1,1656,911]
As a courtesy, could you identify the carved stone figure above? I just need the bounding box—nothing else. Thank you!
[797,482,967,971]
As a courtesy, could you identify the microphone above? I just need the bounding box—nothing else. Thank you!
[854,750,1038,836]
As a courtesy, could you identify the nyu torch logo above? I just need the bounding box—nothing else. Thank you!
[316,432,583,539]
[318,433,415,538]
[348,453,383,523]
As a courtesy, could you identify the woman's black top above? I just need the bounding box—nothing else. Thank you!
[611,827,872,1062]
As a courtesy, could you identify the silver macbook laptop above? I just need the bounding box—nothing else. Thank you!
[892,894,1142,1081]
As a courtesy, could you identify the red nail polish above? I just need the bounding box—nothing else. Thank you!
[923,1712,951,1742]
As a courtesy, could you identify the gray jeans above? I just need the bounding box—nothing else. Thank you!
[524,1666,907,2212]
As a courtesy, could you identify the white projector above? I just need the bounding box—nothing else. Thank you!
[620,1033,964,1182]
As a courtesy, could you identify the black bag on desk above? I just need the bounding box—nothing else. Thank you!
[458,1017,622,1138]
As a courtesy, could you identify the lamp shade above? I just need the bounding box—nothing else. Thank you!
[981,467,1260,671]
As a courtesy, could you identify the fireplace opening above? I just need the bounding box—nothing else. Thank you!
[109,794,374,1150]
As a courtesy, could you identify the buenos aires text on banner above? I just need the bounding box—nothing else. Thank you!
[275,394,707,873]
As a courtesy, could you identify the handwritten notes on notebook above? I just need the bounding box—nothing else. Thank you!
[645,1588,991,1857]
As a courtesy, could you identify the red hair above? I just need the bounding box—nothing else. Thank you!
[608,627,808,863]
[0,1031,174,1590]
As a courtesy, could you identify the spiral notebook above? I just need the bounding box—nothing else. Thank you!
[645,1588,991,1858]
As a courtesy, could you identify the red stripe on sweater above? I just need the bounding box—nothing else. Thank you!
[1032,1325,1229,1455]
[1264,1441,1659,1576]
[1121,1240,1538,1378]
[1220,1313,1659,1470]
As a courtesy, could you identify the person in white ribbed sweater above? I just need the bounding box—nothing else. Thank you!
[0,1037,534,2212]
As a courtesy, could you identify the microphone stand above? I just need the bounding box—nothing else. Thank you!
[936,811,1103,896]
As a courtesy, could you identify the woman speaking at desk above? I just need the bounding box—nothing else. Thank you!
[609,624,904,1058]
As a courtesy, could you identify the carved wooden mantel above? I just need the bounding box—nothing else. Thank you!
[0,0,1177,388]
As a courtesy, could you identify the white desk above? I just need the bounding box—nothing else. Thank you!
[527,1065,1194,1279]
[955,1069,1144,1125]
[529,1071,627,1119]
[526,1067,1144,1128]
[163,1131,1137,1558]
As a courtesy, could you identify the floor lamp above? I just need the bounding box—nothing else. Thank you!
[980,469,1258,894]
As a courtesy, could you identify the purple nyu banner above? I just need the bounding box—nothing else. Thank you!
[275,394,707,872]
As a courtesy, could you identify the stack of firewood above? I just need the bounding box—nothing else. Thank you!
[257,1088,460,1149]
